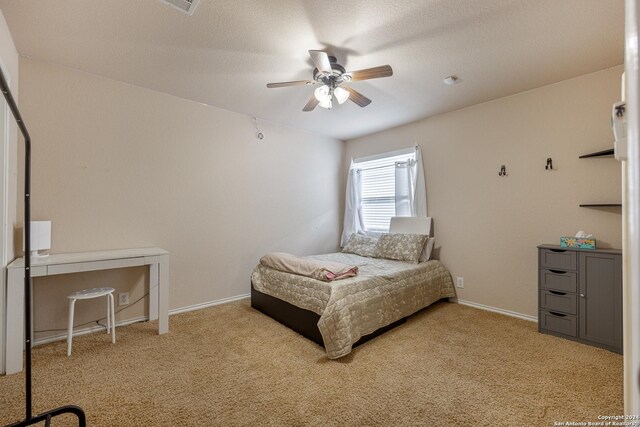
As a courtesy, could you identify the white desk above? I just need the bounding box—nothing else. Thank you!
[3,247,169,375]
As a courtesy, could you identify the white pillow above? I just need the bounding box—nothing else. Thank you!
[419,237,435,262]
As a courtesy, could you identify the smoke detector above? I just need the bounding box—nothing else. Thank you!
[158,0,200,15]
[443,75,461,86]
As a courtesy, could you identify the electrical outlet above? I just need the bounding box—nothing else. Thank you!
[456,277,464,289]
[118,292,129,306]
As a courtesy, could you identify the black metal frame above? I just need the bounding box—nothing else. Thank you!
[1,65,86,426]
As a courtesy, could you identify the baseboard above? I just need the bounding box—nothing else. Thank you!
[32,295,533,346]
[169,293,250,316]
[451,298,538,323]
[33,316,147,346]
[32,293,251,346]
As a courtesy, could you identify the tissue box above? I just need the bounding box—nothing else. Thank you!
[560,237,596,249]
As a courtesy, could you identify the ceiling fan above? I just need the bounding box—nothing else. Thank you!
[266,50,393,111]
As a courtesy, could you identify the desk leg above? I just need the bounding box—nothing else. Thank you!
[158,254,169,334]
[0,270,4,374]
[30,278,34,350]
[148,263,159,322]
[6,268,24,374]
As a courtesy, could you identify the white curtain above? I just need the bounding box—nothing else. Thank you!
[394,146,428,217]
[341,161,365,246]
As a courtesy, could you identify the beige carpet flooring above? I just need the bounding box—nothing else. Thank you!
[0,299,622,426]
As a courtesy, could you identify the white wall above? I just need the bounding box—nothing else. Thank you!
[0,8,18,373]
[345,66,623,318]
[14,50,623,331]
[18,58,344,337]
[0,10,18,262]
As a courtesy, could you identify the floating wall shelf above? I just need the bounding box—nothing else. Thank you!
[579,148,614,158]
[578,147,619,208]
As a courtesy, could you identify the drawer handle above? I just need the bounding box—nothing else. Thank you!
[549,290,567,296]
[549,269,567,274]
[548,311,567,317]
[549,249,567,253]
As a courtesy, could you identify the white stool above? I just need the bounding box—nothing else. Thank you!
[67,287,116,356]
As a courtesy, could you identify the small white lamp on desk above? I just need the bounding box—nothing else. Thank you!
[25,221,51,258]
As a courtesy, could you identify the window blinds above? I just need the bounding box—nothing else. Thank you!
[355,151,415,233]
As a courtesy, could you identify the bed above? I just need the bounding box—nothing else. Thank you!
[250,217,456,359]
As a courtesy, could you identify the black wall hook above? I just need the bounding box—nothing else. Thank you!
[498,165,507,177]
[545,157,554,171]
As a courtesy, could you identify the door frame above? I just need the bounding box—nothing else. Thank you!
[0,56,10,375]
[624,0,640,414]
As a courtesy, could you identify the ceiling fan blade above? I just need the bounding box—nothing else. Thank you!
[303,94,320,112]
[345,87,372,107]
[267,80,314,88]
[309,50,332,75]
[346,65,393,81]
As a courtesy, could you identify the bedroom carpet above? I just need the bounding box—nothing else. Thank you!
[0,299,622,426]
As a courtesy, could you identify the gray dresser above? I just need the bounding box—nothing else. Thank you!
[538,244,622,354]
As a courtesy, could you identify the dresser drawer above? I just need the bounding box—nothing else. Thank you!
[539,269,577,293]
[539,290,577,315]
[539,248,577,271]
[539,309,577,337]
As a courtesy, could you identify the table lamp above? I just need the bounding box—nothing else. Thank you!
[28,221,51,258]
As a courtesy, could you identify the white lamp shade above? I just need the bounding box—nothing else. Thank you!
[314,85,331,102]
[318,98,332,109]
[334,87,350,104]
[30,221,51,251]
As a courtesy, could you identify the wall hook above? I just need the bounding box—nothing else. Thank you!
[545,157,554,171]
[498,165,507,177]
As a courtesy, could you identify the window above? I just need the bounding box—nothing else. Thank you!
[341,146,426,247]
[353,149,416,233]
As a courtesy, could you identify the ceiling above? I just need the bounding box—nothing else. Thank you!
[0,0,625,141]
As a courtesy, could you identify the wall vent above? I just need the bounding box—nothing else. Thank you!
[158,0,200,15]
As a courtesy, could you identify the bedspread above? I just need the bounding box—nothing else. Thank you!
[251,253,456,359]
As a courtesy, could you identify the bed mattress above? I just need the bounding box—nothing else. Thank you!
[251,252,456,358]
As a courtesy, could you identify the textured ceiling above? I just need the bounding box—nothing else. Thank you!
[0,0,625,140]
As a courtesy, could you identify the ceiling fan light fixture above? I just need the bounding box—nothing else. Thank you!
[334,87,349,104]
[266,50,391,112]
[318,98,333,109]
[314,85,331,102]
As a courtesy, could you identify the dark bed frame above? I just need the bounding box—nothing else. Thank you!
[250,282,407,350]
